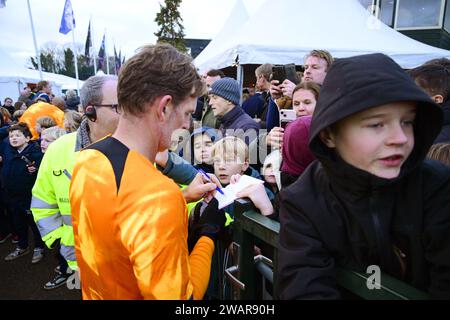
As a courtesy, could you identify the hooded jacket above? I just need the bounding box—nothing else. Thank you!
[218,106,260,144]
[276,53,450,299]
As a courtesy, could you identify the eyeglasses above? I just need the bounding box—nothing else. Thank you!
[94,104,119,113]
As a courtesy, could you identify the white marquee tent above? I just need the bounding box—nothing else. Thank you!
[0,47,81,102]
[194,0,450,74]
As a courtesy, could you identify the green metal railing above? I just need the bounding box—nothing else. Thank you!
[226,199,430,300]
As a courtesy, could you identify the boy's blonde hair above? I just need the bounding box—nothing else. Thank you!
[211,136,249,164]
[41,126,67,141]
[427,143,450,165]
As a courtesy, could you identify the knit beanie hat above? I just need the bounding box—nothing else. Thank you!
[209,77,240,106]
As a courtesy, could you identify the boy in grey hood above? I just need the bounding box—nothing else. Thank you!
[276,53,450,299]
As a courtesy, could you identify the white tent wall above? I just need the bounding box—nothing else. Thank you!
[194,0,249,74]
[0,47,81,102]
[194,0,450,73]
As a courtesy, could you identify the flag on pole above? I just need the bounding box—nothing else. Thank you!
[0,0,7,8]
[85,21,92,64]
[114,46,122,74]
[59,0,75,34]
[97,33,106,71]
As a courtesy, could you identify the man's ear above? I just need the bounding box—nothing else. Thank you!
[319,128,336,148]
[432,94,444,104]
[156,95,172,120]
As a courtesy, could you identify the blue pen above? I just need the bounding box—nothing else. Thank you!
[198,168,225,195]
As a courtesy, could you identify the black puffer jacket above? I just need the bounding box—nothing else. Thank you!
[276,53,450,299]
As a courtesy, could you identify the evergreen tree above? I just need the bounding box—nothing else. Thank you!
[62,48,75,77]
[28,42,94,80]
[154,0,187,52]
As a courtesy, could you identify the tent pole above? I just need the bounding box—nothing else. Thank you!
[237,64,244,104]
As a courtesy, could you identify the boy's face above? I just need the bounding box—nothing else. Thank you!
[213,153,249,185]
[40,132,55,153]
[263,163,277,185]
[193,133,214,164]
[9,130,30,149]
[322,101,416,179]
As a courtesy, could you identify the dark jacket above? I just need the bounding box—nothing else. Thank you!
[242,92,270,129]
[65,96,81,111]
[276,53,450,299]
[434,100,450,143]
[0,140,43,203]
[219,106,260,145]
[242,93,264,119]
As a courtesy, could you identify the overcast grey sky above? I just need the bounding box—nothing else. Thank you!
[0,0,264,67]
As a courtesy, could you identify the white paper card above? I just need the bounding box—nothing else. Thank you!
[214,175,264,209]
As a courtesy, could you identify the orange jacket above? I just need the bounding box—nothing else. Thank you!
[70,136,214,300]
[19,102,65,140]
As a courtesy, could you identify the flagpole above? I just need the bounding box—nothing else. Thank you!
[113,41,117,75]
[91,17,97,75]
[26,0,43,80]
[71,29,80,94]
[105,29,110,75]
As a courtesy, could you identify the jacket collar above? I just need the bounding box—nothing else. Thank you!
[219,106,242,127]
[75,119,92,151]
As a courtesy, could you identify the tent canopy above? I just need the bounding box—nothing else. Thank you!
[0,47,82,101]
[194,0,450,73]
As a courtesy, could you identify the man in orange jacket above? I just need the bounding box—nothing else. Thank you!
[69,43,226,300]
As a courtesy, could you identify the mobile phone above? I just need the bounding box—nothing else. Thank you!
[272,64,298,85]
[284,63,299,84]
[21,155,33,166]
[271,65,287,84]
[279,109,297,129]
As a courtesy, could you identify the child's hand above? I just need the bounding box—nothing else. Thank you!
[27,164,37,174]
[236,183,274,216]
[229,174,242,185]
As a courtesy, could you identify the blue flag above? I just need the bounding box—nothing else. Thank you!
[97,33,106,70]
[59,0,75,34]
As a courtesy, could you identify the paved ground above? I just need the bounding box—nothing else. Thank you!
[0,233,81,300]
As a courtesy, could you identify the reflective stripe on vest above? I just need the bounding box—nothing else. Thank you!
[60,245,76,263]
[31,196,58,209]
[36,213,63,237]
[62,214,72,226]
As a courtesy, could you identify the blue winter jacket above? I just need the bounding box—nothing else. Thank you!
[0,140,43,202]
